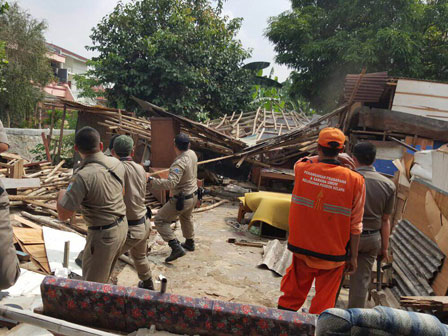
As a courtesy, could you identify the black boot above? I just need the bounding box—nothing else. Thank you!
[138,277,155,290]
[165,239,186,262]
[75,250,83,267]
[181,239,195,252]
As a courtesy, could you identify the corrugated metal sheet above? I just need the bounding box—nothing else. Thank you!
[392,79,448,121]
[391,220,445,298]
[344,72,388,103]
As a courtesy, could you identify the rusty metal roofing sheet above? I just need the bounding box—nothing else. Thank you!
[344,72,388,103]
[391,219,445,298]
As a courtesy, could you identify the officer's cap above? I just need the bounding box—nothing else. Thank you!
[113,135,134,156]
[175,133,190,146]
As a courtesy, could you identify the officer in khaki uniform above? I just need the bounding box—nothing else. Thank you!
[57,127,128,283]
[0,120,20,289]
[112,135,154,290]
[149,133,198,262]
[348,142,396,308]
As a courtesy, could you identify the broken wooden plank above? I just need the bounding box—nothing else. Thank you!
[0,178,40,190]
[401,296,448,311]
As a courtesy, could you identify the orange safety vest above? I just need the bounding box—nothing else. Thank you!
[288,159,363,262]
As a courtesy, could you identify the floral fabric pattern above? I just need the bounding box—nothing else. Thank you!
[41,276,316,335]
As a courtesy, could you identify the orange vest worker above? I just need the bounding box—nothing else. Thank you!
[278,127,365,315]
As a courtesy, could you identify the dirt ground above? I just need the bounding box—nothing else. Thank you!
[115,201,358,312]
[116,202,284,308]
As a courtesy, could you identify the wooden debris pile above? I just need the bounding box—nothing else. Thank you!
[0,153,71,214]
[205,108,310,141]
[231,104,348,166]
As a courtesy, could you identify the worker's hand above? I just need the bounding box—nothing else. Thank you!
[345,256,358,275]
[338,153,356,170]
[379,248,390,262]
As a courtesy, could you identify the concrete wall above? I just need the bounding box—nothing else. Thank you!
[5,128,75,161]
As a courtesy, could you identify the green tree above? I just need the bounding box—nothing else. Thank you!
[0,3,52,127]
[0,1,9,93]
[84,0,253,120]
[266,0,448,111]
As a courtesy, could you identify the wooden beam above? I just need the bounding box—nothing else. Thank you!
[232,112,243,127]
[281,110,291,130]
[41,132,51,162]
[56,104,67,163]
[271,110,277,129]
[216,115,227,129]
[252,107,261,135]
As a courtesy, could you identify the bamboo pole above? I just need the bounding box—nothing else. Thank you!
[193,200,229,213]
[44,160,65,183]
[9,195,57,201]
[147,153,242,177]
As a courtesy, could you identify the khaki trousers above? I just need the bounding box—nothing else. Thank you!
[0,187,20,290]
[82,218,128,283]
[154,196,196,242]
[348,232,381,308]
[120,217,152,281]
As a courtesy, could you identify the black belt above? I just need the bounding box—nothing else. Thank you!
[174,190,198,200]
[89,216,124,231]
[128,216,145,226]
[362,229,380,235]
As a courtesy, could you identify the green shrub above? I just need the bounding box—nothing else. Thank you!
[30,133,75,167]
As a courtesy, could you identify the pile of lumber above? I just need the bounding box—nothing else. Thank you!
[205,108,310,141]
[0,153,71,214]
[231,104,348,166]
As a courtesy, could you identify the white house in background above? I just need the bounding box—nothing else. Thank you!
[44,43,98,104]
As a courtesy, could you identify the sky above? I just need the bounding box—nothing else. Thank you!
[16,0,292,81]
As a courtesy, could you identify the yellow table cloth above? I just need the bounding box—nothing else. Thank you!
[240,191,291,231]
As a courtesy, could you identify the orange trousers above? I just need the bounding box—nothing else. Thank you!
[278,255,344,314]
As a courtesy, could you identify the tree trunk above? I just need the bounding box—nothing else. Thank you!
[5,108,10,127]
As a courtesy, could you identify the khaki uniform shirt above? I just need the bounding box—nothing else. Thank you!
[151,149,198,195]
[0,121,8,145]
[121,159,147,220]
[0,123,20,289]
[356,166,396,231]
[60,152,126,227]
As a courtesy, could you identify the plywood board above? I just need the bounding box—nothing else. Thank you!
[433,260,448,296]
[11,214,43,231]
[392,79,448,121]
[13,223,50,274]
[435,215,448,256]
[12,227,44,244]
[403,180,436,241]
[432,150,448,193]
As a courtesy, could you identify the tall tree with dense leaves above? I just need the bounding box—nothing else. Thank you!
[84,0,252,120]
[266,0,448,111]
[0,1,9,93]
[0,3,52,126]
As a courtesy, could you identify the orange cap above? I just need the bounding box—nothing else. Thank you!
[318,127,345,149]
